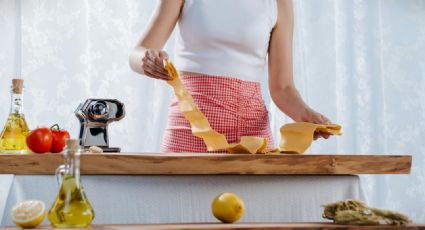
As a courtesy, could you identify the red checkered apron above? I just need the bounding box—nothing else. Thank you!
[161,75,274,153]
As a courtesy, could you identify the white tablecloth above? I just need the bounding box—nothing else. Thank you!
[0,175,13,226]
[1,175,364,226]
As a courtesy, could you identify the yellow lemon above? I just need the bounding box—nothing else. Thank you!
[211,192,245,223]
[11,200,45,228]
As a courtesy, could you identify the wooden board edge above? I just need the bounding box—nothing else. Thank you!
[0,153,413,175]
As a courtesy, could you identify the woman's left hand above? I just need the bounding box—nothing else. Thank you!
[300,108,332,140]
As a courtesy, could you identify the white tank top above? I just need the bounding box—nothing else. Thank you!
[174,0,278,82]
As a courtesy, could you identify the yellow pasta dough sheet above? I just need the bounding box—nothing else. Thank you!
[279,122,342,154]
[164,60,342,154]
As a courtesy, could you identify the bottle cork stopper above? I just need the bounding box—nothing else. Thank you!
[66,139,80,151]
[12,79,24,94]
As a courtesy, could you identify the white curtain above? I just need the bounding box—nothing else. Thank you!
[0,0,424,222]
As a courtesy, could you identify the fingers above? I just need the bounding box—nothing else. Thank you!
[309,111,331,125]
[321,132,330,139]
[142,64,169,80]
[320,114,331,125]
[146,50,163,66]
[313,132,319,140]
[313,114,331,140]
[313,112,330,125]
[303,109,333,140]
[314,131,330,140]
[147,50,169,68]
[143,66,171,80]
[142,50,171,80]
[158,50,169,60]
[143,57,170,78]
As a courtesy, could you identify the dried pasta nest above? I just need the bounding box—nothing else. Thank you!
[322,199,411,226]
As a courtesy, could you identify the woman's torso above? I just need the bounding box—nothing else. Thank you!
[175,0,277,82]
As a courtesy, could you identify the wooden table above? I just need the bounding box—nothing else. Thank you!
[0,153,413,226]
[4,223,425,230]
[0,153,412,175]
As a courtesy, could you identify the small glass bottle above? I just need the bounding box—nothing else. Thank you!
[0,79,30,154]
[48,139,95,228]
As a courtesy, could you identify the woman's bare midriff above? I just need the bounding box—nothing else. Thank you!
[179,71,205,76]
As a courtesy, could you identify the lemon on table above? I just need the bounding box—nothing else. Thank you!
[211,192,245,223]
[11,200,46,228]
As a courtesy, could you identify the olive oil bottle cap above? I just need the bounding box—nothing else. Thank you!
[12,79,24,94]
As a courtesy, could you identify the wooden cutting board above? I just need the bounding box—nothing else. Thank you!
[0,153,411,175]
[3,223,425,230]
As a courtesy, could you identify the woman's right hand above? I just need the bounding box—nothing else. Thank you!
[141,49,172,80]
[299,107,332,140]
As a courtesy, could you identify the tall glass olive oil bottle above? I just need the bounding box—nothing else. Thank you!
[48,139,95,228]
[0,79,30,154]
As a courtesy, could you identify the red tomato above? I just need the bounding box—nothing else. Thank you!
[26,127,53,154]
[50,124,70,153]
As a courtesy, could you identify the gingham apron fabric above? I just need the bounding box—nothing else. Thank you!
[161,75,274,153]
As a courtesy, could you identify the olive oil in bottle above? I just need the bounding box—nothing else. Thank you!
[0,79,30,154]
[48,139,95,228]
